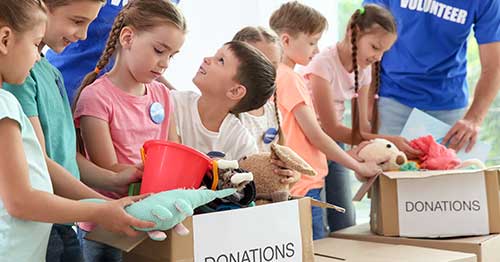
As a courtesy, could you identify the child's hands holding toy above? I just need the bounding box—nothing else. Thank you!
[353,161,383,181]
[93,194,155,237]
[270,159,301,185]
[111,164,143,195]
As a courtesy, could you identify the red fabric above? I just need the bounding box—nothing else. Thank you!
[409,135,461,170]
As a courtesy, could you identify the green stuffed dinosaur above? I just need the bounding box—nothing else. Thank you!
[84,188,236,241]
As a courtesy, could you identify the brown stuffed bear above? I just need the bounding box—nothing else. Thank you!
[239,144,316,202]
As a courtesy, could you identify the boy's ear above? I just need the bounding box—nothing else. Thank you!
[0,26,13,55]
[280,33,291,48]
[119,26,135,49]
[226,84,247,101]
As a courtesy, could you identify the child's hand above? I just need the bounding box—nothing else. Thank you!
[270,159,301,185]
[354,161,382,180]
[112,164,143,195]
[95,194,155,237]
[388,136,422,160]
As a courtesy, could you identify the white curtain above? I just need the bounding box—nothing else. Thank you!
[167,0,338,91]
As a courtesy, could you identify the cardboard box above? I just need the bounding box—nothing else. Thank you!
[354,167,500,237]
[87,198,342,262]
[314,238,476,262]
[331,223,500,262]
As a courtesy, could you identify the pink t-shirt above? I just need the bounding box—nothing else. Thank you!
[276,64,328,197]
[302,44,371,122]
[74,75,172,231]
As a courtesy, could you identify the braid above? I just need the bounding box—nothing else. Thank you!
[371,61,381,134]
[73,11,126,154]
[273,88,286,145]
[73,11,126,112]
[350,10,363,145]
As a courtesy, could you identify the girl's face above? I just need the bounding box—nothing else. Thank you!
[252,41,281,68]
[121,24,185,83]
[283,32,322,66]
[356,29,397,69]
[193,45,240,97]
[1,22,46,84]
[45,1,103,53]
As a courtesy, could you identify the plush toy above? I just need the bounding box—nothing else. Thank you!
[350,138,408,171]
[83,188,236,241]
[201,160,256,211]
[238,143,317,202]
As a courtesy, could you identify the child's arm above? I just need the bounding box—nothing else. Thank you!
[292,104,381,178]
[309,74,355,144]
[79,116,137,172]
[28,117,107,200]
[168,111,181,143]
[76,153,141,196]
[0,118,154,235]
[357,85,422,159]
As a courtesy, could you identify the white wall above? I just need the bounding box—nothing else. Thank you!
[166,0,338,91]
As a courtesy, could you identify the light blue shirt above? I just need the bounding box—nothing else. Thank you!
[0,89,53,261]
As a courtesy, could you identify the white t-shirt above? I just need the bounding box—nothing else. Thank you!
[239,101,280,153]
[171,91,258,160]
[301,44,372,122]
[0,89,53,261]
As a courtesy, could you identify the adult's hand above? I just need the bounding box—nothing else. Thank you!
[442,118,480,153]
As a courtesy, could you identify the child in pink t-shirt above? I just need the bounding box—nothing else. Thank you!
[270,2,382,240]
[73,1,186,260]
[301,5,421,234]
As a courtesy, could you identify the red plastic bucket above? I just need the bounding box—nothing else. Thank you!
[140,140,212,194]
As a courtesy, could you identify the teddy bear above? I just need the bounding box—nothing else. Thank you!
[350,138,408,172]
[238,143,317,203]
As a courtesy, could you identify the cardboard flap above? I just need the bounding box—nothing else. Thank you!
[352,174,379,201]
[310,198,345,213]
[85,227,148,252]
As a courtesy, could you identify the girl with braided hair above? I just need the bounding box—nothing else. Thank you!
[1,1,155,261]
[73,0,186,260]
[302,4,419,233]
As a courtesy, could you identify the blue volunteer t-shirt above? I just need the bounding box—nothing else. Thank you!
[363,0,500,110]
[46,0,123,104]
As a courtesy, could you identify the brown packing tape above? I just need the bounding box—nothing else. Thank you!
[299,198,315,262]
[378,175,399,236]
[485,169,500,233]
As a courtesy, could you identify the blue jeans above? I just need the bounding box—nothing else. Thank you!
[325,156,356,232]
[305,188,326,240]
[378,97,466,135]
[46,224,84,262]
[77,228,122,262]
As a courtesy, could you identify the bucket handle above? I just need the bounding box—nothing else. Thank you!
[210,160,219,190]
[140,147,146,164]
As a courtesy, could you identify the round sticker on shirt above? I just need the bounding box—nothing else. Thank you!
[263,128,278,144]
[149,102,165,124]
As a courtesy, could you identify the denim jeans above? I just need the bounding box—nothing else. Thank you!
[77,228,122,262]
[325,153,356,232]
[46,224,84,262]
[378,97,466,136]
[305,188,326,240]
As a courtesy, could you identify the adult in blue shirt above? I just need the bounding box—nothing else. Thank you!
[363,0,500,152]
[46,0,177,104]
